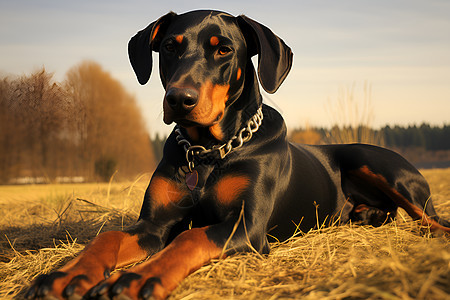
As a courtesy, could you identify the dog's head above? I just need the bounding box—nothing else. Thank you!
[128,10,292,140]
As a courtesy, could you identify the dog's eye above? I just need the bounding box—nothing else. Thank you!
[217,46,232,56]
[164,43,176,53]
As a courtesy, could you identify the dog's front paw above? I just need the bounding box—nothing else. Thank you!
[87,272,167,300]
[26,270,100,300]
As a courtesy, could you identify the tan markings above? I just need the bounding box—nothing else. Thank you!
[122,227,223,299]
[175,35,183,44]
[209,83,229,141]
[209,123,224,141]
[351,165,450,233]
[54,231,148,297]
[152,23,161,42]
[236,68,242,81]
[149,176,187,206]
[215,175,250,205]
[353,204,369,213]
[114,233,149,268]
[187,81,229,140]
[211,83,230,105]
[186,127,199,141]
[210,36,219,46]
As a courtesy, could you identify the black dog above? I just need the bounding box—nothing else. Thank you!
[27,10,450,300]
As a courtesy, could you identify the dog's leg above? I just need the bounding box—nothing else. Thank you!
[87,216,267,300]
[26,231,148,299]
[349,165,450,233]
[350,204,395,226]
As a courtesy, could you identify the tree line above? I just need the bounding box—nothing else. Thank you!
[149,123,450,165]
[289,124,450,150]
[0,61,155,184]
[382,124,450,151]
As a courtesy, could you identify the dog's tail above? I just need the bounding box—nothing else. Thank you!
[423,198,450,229]
[402,193,450,233]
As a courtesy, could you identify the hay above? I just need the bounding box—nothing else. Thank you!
[0,170,449,299]
[171,221,449,299]
[0,242,83,298]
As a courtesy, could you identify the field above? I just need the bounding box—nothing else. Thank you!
[0,169,449,299]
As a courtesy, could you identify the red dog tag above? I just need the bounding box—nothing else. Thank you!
[186,170,198,191]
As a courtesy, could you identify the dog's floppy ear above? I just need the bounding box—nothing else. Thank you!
[128,12,176,85]
[237,15,293,94]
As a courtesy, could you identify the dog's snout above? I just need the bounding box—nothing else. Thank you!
[165,88,199,113]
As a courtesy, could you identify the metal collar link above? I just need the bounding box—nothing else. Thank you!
[175,106,263,172]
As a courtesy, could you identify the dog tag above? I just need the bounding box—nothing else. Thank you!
[186,170,198,191]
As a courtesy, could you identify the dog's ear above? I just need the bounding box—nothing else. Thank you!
[128,12,176,85]
[237,15,293,94]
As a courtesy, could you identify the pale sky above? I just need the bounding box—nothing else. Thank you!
[1,0,449,137]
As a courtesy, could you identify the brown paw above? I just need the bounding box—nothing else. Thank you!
[26,270,103,299]
[87,273,166,300]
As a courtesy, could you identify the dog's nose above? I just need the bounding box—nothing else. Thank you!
[165,88,199,113]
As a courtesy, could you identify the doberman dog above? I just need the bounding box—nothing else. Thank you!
[27,10,450,300]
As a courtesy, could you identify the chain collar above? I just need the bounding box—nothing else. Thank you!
[175,106,263,172]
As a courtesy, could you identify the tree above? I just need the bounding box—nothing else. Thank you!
[0,69,70,182]
[65,61,155,180]
[0,62,155,183]
[0,77,16,182]
[16,69,70,178]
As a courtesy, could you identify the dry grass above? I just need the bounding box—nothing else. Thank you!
[324,82,385,145]
[0,170,449,299]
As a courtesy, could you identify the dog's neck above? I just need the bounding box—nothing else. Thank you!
[180,63,262,147]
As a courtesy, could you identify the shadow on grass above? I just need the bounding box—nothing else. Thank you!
[0,213,137,299]
[0,213,137,263]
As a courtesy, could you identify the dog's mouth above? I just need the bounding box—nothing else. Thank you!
[167,112,224,128]
[173,118,200,128]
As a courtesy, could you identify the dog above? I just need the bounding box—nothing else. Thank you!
[26,10,450,300]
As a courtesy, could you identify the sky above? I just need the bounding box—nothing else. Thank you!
[1,0,449,137]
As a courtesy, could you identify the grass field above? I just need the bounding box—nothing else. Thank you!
[0,169,449,299]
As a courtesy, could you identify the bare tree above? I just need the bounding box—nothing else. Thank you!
[0,77,17,183]
[11,69,70,180]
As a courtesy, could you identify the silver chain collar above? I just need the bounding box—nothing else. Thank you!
[175,106,263,172]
